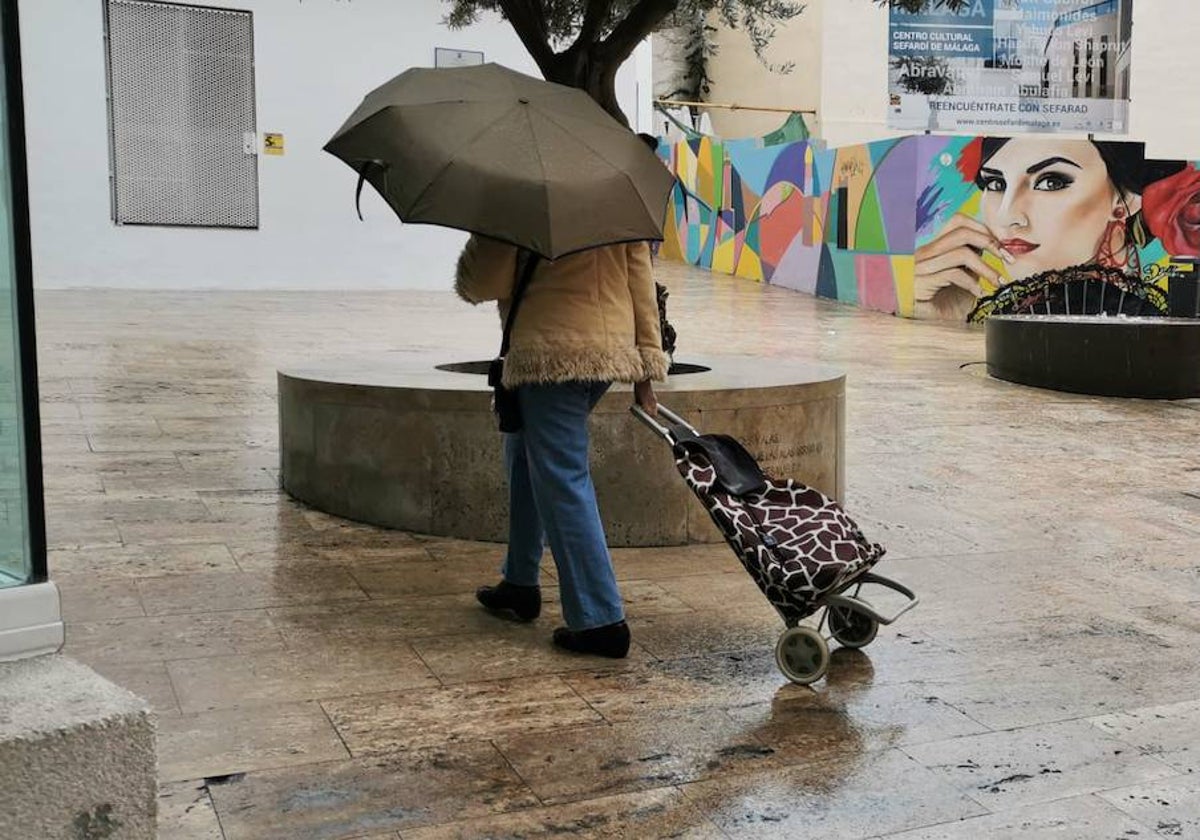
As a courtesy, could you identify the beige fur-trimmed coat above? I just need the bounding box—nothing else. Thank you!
[455,235,669,388]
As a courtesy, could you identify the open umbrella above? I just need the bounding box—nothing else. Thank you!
[324,63,674,261]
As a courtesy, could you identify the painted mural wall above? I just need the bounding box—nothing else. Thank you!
[659,129,1200,321]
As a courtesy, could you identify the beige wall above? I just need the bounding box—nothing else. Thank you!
[702,3,824,140]
[818,0,907,147]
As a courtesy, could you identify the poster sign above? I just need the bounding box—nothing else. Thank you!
[888,0,1132,134]
[263,133,284,156]
[434,48,484,68]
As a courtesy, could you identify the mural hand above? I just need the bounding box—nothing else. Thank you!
[916,215,1009,294]
[917,214,1014,276]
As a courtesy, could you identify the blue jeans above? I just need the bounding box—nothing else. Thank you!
[501,380,624,630]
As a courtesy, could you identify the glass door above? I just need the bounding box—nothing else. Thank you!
[0,0,46,590]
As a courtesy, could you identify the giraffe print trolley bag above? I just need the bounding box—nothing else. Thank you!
[632,404,919,685]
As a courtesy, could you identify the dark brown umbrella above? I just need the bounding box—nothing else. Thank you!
[324,63,674,260]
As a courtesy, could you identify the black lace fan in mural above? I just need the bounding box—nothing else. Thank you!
[967,264,1169,324]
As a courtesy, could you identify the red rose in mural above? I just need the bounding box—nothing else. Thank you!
[1143,164,1200,257]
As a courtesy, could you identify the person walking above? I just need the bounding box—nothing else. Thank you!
[455,234,668,658]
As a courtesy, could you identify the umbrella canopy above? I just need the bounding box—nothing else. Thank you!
[324,63,675,260]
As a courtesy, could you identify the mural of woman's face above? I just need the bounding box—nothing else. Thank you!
[977,139,1136,280]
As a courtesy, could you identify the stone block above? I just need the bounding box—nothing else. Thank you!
[0,654,156,839]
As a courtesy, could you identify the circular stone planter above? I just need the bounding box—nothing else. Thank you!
[278,353,846,547]
[986,315,1200,399]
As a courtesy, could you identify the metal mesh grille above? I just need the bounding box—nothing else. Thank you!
[105,0,258,228]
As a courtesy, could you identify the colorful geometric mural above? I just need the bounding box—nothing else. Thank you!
[660,129,1199,321]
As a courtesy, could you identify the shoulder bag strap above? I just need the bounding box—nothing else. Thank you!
[500,251,541,358]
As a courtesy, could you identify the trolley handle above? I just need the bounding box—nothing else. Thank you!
[629,402,697,443]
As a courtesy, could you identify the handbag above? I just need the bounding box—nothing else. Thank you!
[489,252,540,433]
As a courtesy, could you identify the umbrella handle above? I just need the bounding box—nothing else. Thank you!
[355,165,370,221]
[355,160,387,221]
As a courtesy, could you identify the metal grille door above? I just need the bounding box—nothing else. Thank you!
[105,0,258,228]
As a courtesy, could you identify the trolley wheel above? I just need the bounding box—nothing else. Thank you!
[828,600,879,649]
[774,625,829,685]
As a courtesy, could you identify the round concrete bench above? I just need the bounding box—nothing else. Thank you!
[279,354,845,547]
[986,315,1200,399]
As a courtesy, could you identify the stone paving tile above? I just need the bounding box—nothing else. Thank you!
[410,621,649,686]
[346,554,529,599]
[322,676,603,757]
[64,610,286,664]
[879,794,1153,839]
[942,611,1178,675]
[914,662,1148,732]
[158,780,225,840]
[87,659,180,716]
[1112,642,1200,711]
[1089,698,1200,774]
[1097,773,1200,839]
[652,570,781,613]
[726,680,991,754]
[493,709,782,805]
[678,749,986,840]
[1135,600,1200,639]
[47,453,187,496]
[268,593,540,649]
[624,608,786,661]
[44,515,123,550]
[175,450,281,490]
[50,493,216,526]
[400,788,725,840]
[40,432,93,456]
[55,575,146,622]
[608,543,742,580]
[845,515,984,562]
[561,649,808,722]
[136,568,368,616]
[167,645,439,713]
[821,631,977,688]
[229,542,431,573]
[404,535,499,561]
[49,542,239,578]
[157,701,350,783]
[207,744,539,840]
[892,559,1100,636]
[902,719,1181,812]
[115,517,311,547]
[306,544,440,566]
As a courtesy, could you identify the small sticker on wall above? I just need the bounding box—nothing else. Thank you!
[263,133,284,156]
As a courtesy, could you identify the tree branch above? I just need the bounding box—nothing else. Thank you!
[497,0,555,69]
[575,0,616,49]
[601,0,679,63]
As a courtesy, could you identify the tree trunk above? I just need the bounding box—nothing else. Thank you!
[543,48,628,128]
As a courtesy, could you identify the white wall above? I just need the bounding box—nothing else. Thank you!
[19,0,650,290]
[816,0,1200,159]
[1123,0,1200,159]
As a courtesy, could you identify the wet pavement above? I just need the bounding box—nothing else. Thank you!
[37,259,1200,839]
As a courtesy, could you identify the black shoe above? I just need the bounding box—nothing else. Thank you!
[552,621,631,659]
[476,580,541,622]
